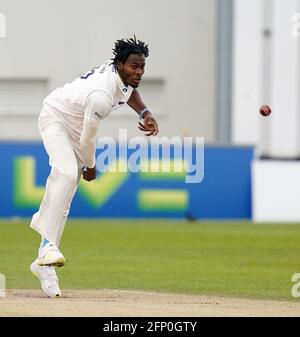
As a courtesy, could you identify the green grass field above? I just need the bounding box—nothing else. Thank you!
[1,219,300,301]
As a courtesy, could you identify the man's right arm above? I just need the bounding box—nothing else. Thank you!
[80,91,111,181]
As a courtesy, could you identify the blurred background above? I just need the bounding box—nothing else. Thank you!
[0,0,299,222]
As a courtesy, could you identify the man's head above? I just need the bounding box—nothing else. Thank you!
[112,36,149,88]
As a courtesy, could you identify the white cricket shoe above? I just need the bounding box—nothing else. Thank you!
[37,242,66,267]
[30,259,61,298]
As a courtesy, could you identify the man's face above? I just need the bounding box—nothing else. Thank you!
[117,53,145,88]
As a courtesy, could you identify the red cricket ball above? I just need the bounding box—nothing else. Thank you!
[260,104,272,117]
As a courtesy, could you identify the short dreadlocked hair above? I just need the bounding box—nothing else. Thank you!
[112,36,149,66]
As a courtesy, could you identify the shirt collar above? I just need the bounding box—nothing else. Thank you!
[115,68,133,96]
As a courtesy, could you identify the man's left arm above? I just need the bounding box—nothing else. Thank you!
[127,89,159,136]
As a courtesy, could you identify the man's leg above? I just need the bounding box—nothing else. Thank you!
[56,162,83,245]
[30,162,82,297]
[30,119,80,259]
[29,110,84,297]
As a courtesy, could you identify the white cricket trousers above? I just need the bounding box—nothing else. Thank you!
[30,107,83,246]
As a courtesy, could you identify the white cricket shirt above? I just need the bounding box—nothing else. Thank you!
[42,61,134,167]
[44,61,133,133]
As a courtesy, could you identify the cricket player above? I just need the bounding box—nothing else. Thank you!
[29,37,159,297]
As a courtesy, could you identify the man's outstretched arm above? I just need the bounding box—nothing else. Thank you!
[127,89,159,136]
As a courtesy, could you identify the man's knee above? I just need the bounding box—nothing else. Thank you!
[52,166,78,186]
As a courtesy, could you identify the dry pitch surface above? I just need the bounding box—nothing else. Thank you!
[1,289,300,317]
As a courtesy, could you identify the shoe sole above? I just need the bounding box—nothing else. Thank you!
[37,257,66,268]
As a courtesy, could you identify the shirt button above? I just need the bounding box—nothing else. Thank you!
[123,88,128,93]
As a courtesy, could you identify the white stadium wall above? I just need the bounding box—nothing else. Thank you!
[0,0,216,142]
[232,0,263,146]
[252,160,300,222]
[268,0,300,158]
[233,0,300,223]
[232,0,300,159]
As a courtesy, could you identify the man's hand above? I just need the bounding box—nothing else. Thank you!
[138,113,159,136]
[82,166,96,182]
